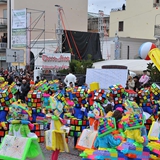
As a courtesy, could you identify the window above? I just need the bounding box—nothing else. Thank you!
[118,21,124,31]
[3,9,7,19]
[156,0,159,3]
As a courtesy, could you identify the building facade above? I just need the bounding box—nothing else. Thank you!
[0,0,88,69]
[109,0,160,40]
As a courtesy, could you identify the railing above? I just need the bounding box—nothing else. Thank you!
[111,8,122,12]
[154,25,160,37]
[0,18,7,26]
[0,43,7,49]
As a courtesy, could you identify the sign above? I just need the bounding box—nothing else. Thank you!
[12,29,26,48]
[6,49,24,63]
[12,9,27,48]
[12,9,27,29]
[41,53,71,70]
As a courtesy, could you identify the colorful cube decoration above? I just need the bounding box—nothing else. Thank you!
[0,88,14,107]
[31,123,45,143]
[109,84,125,104]
[124,89,137,101]
[98,117,116,137]
[26,90,42,108]
[68,118,89,137]
[138,88,152,107]
[150,83,160,100]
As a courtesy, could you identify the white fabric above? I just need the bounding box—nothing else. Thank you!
[64,73,77,87]
[13,125,22,137]
[86,68,128,90]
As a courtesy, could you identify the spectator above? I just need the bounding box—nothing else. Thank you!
[35,76,40,84]
[122,4,125,10]
[64,72,77,87]
[20,79,30,102]
[7,75,14,85]
[139,70,150,87]
[127,75,135,90]
[133,76,141,92]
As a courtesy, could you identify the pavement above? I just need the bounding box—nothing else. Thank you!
[40,137,82,160]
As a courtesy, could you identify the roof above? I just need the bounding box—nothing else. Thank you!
[88,12,109,19]
[93,60,152,73]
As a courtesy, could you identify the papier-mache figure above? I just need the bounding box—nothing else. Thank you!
[94,117,122,150]
[45,98,70,160]
[117,100,149,159]
[6,99,43,159]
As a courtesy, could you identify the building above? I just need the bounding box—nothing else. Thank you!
[0,0,88,69]
[109,0,160,40]
[101,37,156,60]
[88,12,109,35]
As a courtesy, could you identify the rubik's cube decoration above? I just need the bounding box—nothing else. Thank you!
[68,118,89,137]
[124,89,137,101]
[98,117,116,137]
[150,83,160,100]
[109,84,125,104]
[9,82,18,95]
[0,122,9,143]
[70,86,89,108]
[92,89,107,104]
[31,123,45,143]
[34,80,50,92]
[48,80,59,92]
[0,88,14,107]
[26,90,43,108]
[138,88,152,107]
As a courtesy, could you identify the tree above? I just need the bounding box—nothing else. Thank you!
[147,62,160,82]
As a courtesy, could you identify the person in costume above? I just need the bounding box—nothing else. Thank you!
[45,100,69,160]
[8,99,41,159]
[94,117,122,150]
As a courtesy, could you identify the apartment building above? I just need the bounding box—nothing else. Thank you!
[0,0,88,69]
[109,0,160,39]
[0,0,7,68]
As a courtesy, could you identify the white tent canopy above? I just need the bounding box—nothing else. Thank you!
[93,60,152,73]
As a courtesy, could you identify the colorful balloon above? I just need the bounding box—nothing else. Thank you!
[139,42,157,60]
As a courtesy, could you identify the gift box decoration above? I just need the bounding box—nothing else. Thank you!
[68,118,89,137]
[48,80,59,92]
[0,122,9,143]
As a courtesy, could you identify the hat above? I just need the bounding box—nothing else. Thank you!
[116,107,123,112]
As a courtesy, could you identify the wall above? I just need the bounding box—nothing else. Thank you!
[13,0,88,40]
[109,0,160,39]
[102,37,156,60]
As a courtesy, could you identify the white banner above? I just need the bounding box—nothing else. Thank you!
[12,29,26,48]
[86,68,128,90]
[12,9,27,29]
[40,53,71,70]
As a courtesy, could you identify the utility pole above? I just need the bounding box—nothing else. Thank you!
[55,5,63,53]
[98,10,104,54]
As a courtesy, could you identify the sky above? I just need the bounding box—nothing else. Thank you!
[88,0,126,14]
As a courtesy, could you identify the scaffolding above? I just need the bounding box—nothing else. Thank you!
[26,8,45,69]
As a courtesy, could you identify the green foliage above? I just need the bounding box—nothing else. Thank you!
[58,54,93,74]
[147,62,160,82]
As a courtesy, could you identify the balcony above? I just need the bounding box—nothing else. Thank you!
[0,18,7,28]
[0,42,7,51]
[0,0,7,4]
